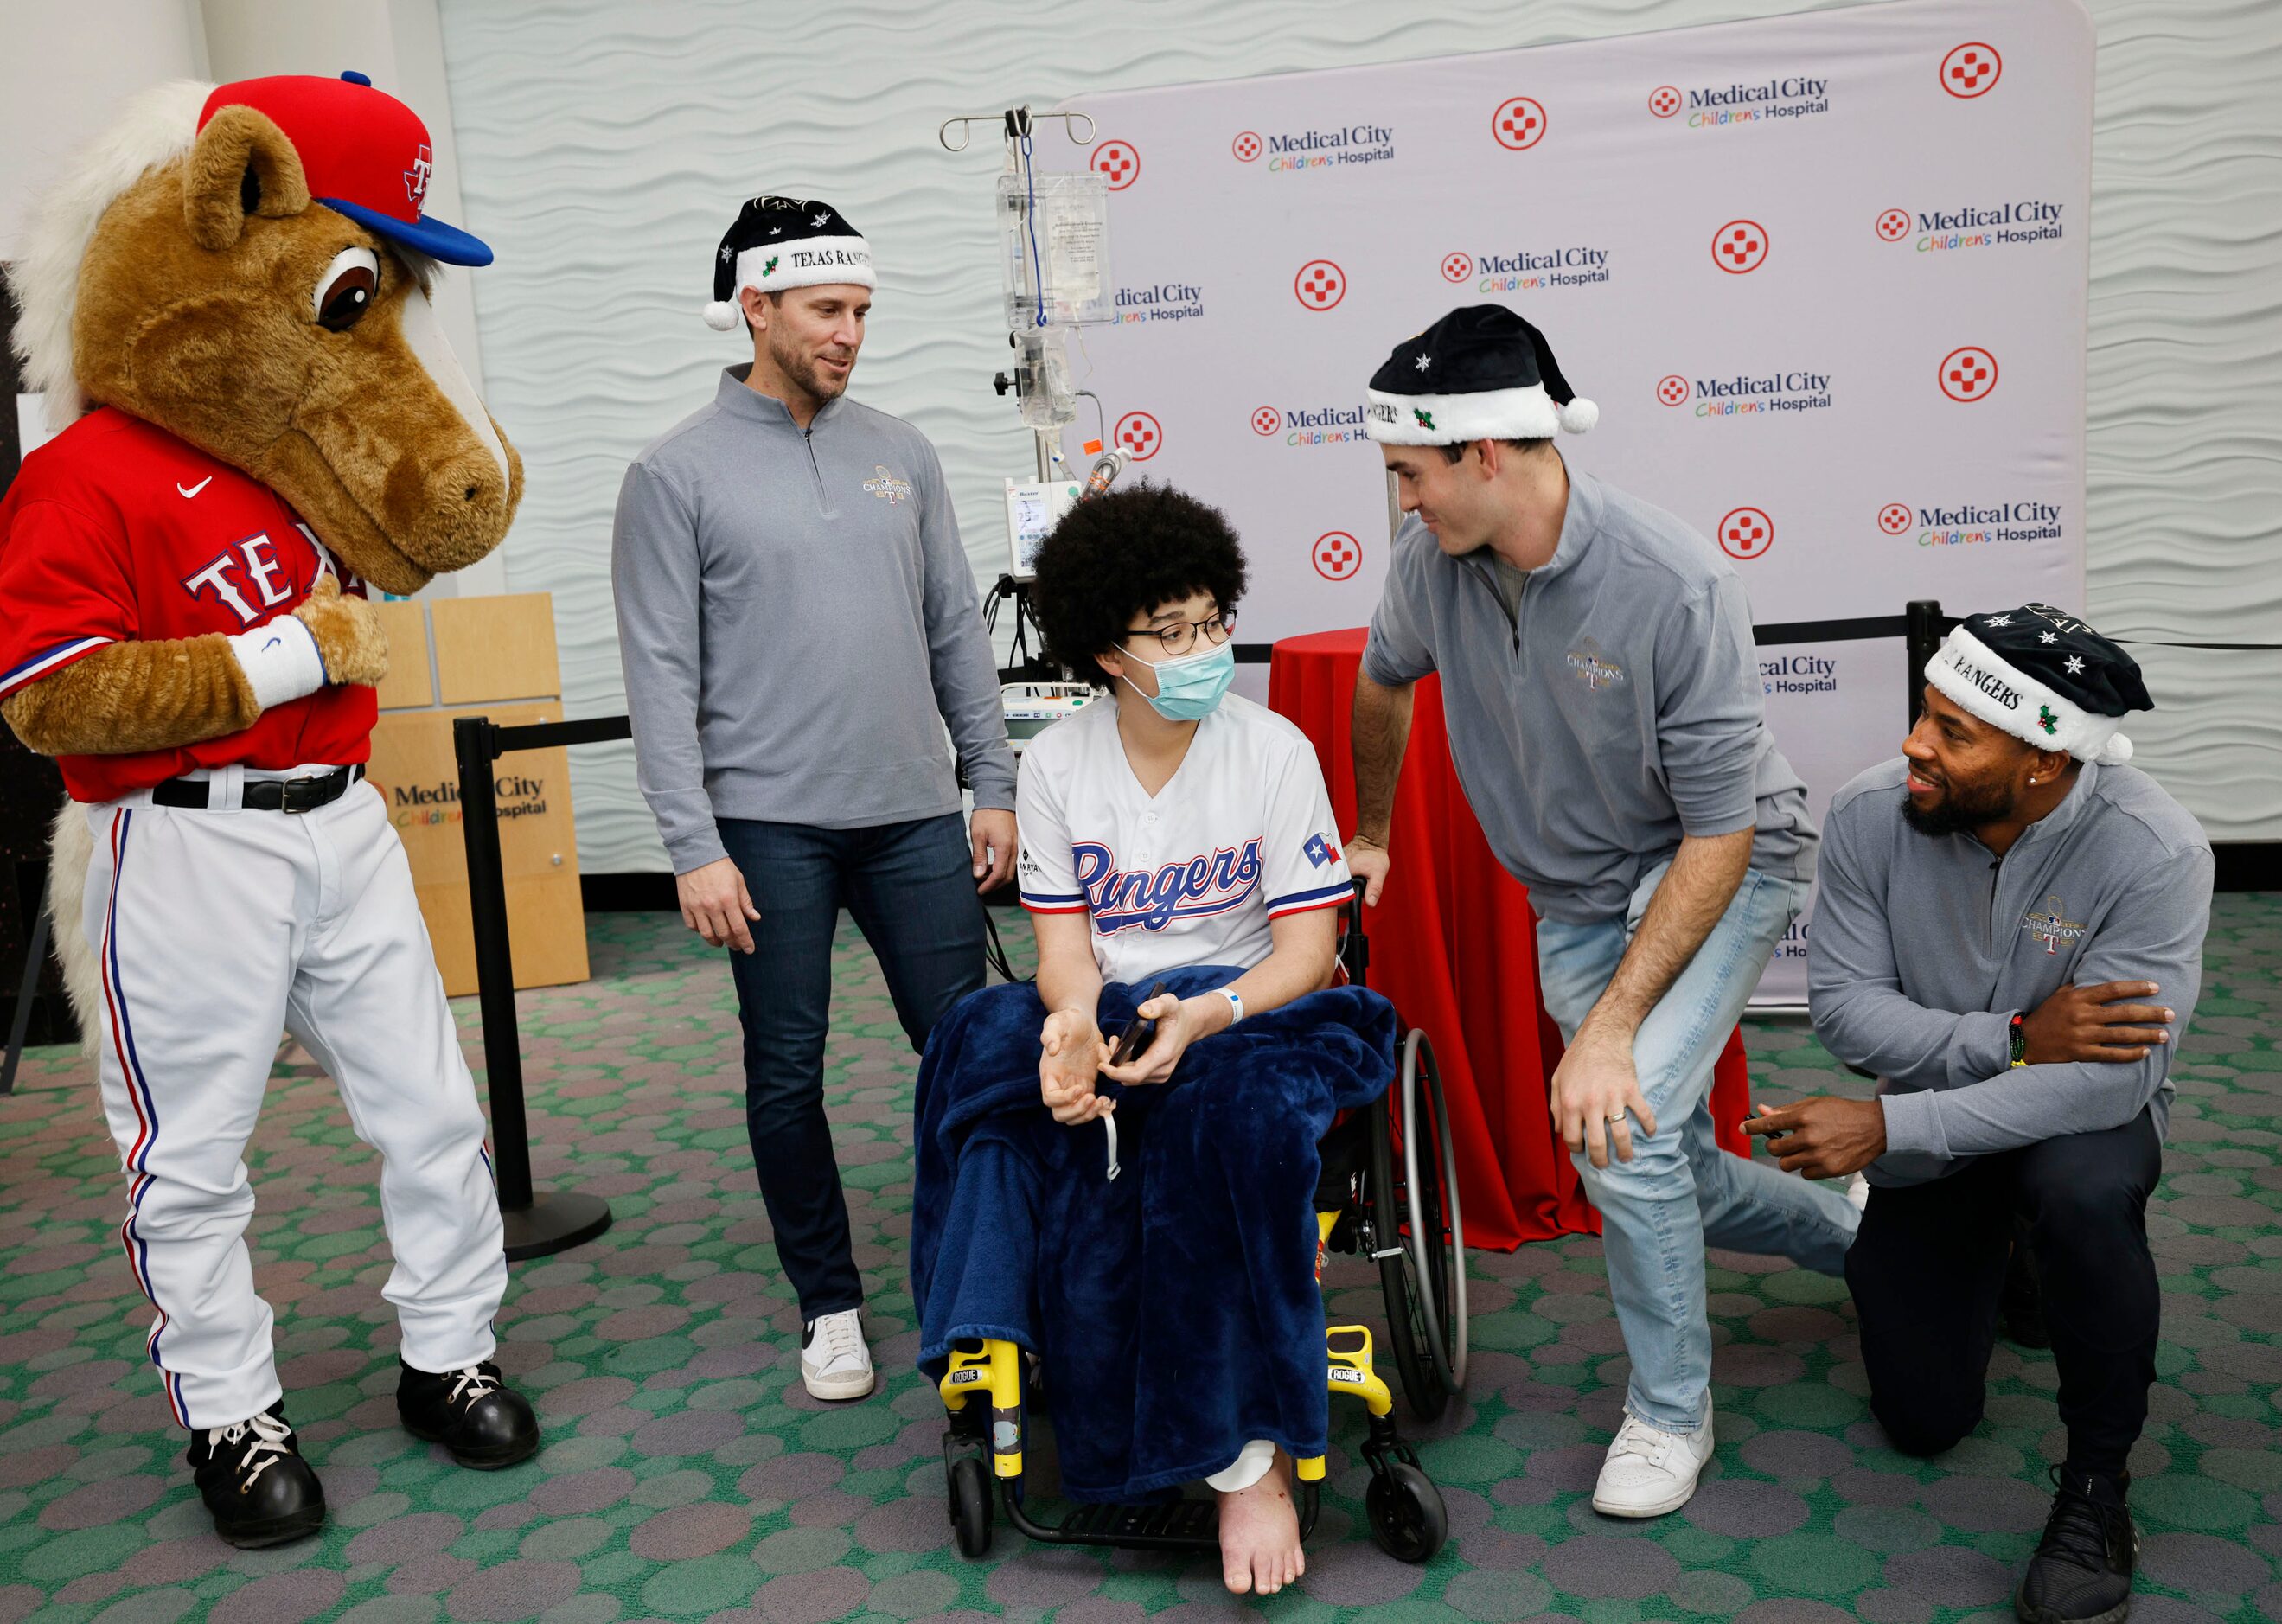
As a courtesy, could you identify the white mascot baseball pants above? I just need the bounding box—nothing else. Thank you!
[82,774,506,1429]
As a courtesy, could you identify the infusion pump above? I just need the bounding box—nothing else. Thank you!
[1006,477,1082,579]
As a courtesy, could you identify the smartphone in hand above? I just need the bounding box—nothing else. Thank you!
[1110,982,1169,1067]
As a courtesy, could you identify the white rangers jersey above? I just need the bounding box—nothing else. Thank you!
[1016,692,1353,985]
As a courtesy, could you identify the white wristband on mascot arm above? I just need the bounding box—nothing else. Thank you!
[227,616,327,710]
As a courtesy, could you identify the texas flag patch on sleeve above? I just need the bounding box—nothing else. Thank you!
[1303,833,1343,868]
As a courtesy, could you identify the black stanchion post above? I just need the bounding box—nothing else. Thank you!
[1904,599,1946,729]
[452,714,611,1261]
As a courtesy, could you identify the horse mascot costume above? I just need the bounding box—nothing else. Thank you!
[1,73,536,1547]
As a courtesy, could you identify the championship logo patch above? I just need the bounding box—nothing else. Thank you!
[863,464,912,505]
[1565,636,1627,692]
[2022,894,2086,955]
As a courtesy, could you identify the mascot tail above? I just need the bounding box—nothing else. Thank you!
[45,801,102,1055]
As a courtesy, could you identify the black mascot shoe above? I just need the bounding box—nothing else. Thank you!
[397,1359,539,1469]
[2017,1467,2137,1624]
[184,1403,326,1549]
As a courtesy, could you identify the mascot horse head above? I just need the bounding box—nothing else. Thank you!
[10,72,521,594]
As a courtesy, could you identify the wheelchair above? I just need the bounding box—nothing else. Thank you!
[938,881,1469,1563]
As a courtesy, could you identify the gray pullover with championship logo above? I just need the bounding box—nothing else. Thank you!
[1362,466,1815,924]
[1809,758,2214,1186]
[611,368,1015,873]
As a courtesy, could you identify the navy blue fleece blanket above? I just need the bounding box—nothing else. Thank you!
[911,966,1396,1503]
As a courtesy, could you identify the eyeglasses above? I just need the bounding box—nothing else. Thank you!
[1123,610,1237,657]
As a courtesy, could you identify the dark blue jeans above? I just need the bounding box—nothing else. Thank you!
[717,813,987,1320]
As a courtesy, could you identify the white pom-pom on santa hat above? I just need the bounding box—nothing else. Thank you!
[701,300,742,331]
[1556,395,1598,435]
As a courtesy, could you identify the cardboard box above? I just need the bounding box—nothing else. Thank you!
[366,595,588,995]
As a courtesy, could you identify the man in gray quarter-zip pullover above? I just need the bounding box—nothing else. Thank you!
[1755,605,2210,1624]
[1350,306,1854,1519]
[611,196,1015,1403]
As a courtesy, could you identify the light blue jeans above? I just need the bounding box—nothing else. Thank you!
[1536,863,1858,1435]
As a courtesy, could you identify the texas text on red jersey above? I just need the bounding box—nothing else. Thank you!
[0,408,380,802]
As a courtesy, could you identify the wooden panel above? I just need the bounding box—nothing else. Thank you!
[431,592,562,706]
[370,600,434,711]
[365,700,588,995]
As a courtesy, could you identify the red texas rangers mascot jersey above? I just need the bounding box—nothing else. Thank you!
[0,408,377,803]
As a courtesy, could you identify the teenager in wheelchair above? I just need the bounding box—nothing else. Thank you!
[908,484,1466,1593]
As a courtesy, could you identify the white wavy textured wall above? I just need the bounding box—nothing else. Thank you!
[436,0,2282,869]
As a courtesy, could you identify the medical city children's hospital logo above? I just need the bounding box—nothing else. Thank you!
[2022,894,2086,954]
[1878,198,2066,254]
[1233,119,1397,174]
[1076,840,1264,933]
[1652,73,1831,130]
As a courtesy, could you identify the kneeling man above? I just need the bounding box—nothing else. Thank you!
[1753,605,2212,1624]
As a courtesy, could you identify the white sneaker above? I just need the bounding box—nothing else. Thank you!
[1845,1172,1871,1212]
[800,1308,875,1400]
[1592,1410,1715,1519]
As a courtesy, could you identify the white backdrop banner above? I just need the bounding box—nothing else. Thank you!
[1050,0,2092,1001]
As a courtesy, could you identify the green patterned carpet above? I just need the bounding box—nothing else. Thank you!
[2,895,2277,1624]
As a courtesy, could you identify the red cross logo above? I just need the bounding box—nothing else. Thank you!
[1712,221,1769,274]
[1941,43,2002,99]
[1312,531,1362,582]
[1717,507,1774,560]
[1114,411,1161,459]
[1091,139,1141,191]
[1491,97,1548,151]
[1878,502,1914,535]
[1939,346,1998,402]
[1657,374,1690,407]
[1252,406,1282,436]
[1649,86,1682,119]
[1232,131,1262,163]
[1294,259,1346,310]
[1876,208,1913,242]
[405,143,432,208]
[1441,252,1474,284]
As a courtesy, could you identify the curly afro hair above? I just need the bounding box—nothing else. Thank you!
[1031,482,1248,688]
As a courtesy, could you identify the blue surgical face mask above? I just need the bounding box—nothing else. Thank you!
[1121,638,1236,721]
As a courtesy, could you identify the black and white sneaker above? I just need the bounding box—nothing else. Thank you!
[397,1359,540,1469]
[185,1403,325,1549]
[2017,1467,2137,1624]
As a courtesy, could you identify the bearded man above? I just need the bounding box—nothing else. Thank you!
[1755,605,2212,1624]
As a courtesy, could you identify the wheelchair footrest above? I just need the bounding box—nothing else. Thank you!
[1062,1497,1219,1545]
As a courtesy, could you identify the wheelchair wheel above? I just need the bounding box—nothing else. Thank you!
[1369,1030,1469,1418]
[1399,1028,1469,1396]
[1365,1461,1448,1563]
[947,1455,993,1558]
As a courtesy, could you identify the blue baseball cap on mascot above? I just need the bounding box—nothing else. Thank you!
[198,70,493,265]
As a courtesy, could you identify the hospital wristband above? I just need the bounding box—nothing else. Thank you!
[1217,988,1244,1026]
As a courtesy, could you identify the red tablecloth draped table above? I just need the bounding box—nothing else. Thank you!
[1268,628,1753,1251]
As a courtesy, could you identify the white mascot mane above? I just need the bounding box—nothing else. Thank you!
[8,80,214,1050]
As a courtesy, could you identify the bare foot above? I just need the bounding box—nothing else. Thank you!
[1216,1449,1305,1595]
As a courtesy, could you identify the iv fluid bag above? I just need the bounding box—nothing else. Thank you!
[1000,170,1113,329]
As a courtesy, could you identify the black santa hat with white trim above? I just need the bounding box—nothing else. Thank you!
[1365,304,1598,445]
[1925,604,2153,766]
[702,195,875,330]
